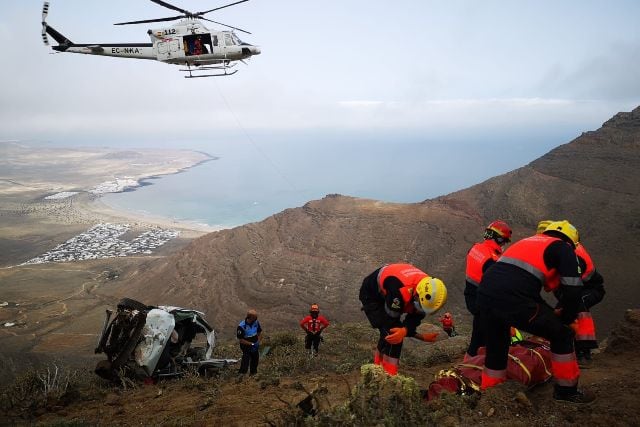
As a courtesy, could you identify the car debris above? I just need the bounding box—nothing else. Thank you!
[94,298,236,381]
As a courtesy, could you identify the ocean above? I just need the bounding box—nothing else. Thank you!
[101,130,570,228]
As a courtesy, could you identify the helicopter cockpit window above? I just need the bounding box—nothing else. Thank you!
[224,33,234,46]
[232,33,243,45]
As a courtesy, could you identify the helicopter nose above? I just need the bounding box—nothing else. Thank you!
[250,45,261,55]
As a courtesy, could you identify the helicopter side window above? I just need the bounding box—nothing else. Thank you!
[212,35,218,47]
[224,33,234,46]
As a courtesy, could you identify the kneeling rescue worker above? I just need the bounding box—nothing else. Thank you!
[359,263,447,375]
[477,220,596,403]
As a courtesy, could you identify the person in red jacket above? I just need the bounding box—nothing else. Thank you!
[300,304,330,355]
[464,220,512,358]
[359,263,447,375]
[537,220,606,368]
[439,312,455,337]
[477,220,595,404]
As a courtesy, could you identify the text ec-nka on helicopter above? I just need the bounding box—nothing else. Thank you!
[41,0,261,78]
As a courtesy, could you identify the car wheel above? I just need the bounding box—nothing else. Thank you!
[117,297,149,312]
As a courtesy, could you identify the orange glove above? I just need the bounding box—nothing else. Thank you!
[569,320,579,334]
[414,332,439,342]
[385,327,407,345]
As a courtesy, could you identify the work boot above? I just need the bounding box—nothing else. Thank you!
[553,386,596,404]
[577,349,593,369]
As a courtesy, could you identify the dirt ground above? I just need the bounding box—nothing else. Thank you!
[1,312,639,426]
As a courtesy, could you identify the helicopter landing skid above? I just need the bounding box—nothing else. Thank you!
[183,70,238,78]
[181,63,238,78]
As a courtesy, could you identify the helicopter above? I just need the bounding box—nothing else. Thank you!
[41,0,261,78]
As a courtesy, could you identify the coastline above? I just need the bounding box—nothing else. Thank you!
[1,144,226,240]
[86,154,225,236]
[89,196,224,237]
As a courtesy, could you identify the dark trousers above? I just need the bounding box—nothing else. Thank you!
[481,301,575,372]
[238,344,259,375]
[376,327,403,359]
[305,333,322,352]
[467,314,486,356]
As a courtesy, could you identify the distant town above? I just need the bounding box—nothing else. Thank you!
[21,223,179,265]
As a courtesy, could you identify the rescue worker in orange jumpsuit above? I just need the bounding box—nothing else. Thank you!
[300,304,330,355]
[537,220,605,368]
[477,220,595,403]
[359,263,447,375]
[439,312,455,337]
[464,220,512,359]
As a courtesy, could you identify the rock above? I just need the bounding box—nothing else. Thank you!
[514,391,532,408]
[605,309,640,355]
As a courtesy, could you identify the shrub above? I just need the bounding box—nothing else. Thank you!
[270,364,434,426]
[0,363,86,417]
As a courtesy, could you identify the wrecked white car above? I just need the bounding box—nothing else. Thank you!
[94,298,236,381]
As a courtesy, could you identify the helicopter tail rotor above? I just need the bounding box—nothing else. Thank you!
[41,2,50,46]
[40,2,74,49]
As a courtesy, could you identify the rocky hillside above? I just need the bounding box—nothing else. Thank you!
[115,107,640,337]
[6,310,640,426]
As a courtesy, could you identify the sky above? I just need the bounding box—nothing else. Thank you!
[0,1,639,150]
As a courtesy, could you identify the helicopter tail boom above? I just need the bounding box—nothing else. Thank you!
[45,24,74,49]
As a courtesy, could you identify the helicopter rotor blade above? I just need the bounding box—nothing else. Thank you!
[42,1,49,22]
[41,2,50,45]
[199,17,252,34]
[114,15,184,26]
[196,0,249,16]
[149,0,192,16]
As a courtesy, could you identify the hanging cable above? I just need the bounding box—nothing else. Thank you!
[213,80,298,192]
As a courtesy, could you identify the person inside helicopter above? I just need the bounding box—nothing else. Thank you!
[184,34,211,56]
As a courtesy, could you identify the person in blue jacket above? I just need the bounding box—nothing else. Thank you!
[237,309,262,376]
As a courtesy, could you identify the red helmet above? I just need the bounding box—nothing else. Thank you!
[485,220,512,243]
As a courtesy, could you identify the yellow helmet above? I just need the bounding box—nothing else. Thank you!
[544,220,579,246]
[536,220,553,234]
[415,277,447,315]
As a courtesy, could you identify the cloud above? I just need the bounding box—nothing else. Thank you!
[338,101,385,108]
[536,42,640,100]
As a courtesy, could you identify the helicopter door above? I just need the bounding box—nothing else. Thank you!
[223,32,234,57]
[157,39,182,61]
